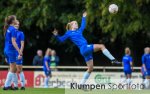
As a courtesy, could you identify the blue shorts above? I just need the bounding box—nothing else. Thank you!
[16,52,23,65]
[80,44,94,62]
[4,50,17,64]
[44,69,51,76]
[124,70,132,75]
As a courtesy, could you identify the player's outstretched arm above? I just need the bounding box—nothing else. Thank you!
[79,12,87,32]
[52,29,69,42]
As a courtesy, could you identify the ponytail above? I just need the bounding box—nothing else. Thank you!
[66,23,71,31]
[3,15,16,36]
[3,17,9,36]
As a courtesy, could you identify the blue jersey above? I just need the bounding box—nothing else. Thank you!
[56,17,87,49]
[122,55,133,71]
[16,31,24,49]
[142,54,150,69]
[4,26,17,51]
[43,56,51,70]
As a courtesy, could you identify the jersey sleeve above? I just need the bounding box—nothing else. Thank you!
[122,57,124,64]
[142,55,145,64]
[129,57,133,63]
[79,17,86,32]
[11,28,17,38]
[20,32,25,41]
[55,32,69,42]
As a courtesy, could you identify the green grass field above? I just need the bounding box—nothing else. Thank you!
[0,88,150,94]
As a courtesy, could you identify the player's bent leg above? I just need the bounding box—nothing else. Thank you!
[94,44,119,64]
[93,44,105,52]
[80,60,93,84]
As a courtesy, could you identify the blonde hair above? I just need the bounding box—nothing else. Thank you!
[45,48,51,56]
[66,22,72,31]
[125,47,131,55]
[66,21,78,31]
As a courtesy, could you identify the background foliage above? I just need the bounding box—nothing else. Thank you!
[0,0,149,66]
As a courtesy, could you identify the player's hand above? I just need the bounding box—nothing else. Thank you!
[52,29,58,36]
[83,12,87,17]
[18,55,22,60]
[19,50,23,56]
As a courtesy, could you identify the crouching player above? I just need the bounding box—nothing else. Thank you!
[43,48,52,88]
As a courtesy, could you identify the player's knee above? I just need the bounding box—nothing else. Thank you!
[98,44,105,50]
[18,68,23,73]
[17,70,21,73]
[10,67,17,73]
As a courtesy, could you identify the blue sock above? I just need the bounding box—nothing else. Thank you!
[80,72,91,84]
[102,49,115,60]
[4,72,13,87]
[19,72,25,87]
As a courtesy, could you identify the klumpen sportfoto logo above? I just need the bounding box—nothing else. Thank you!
[70,82,145,90]
[69,74,145,90]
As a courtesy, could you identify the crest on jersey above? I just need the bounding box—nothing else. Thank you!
[7,30,10,33]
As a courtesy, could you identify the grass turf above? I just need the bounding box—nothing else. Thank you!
[0,88,150,94]
[0,88,64,94]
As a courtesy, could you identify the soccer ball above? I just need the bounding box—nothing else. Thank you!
[109,4,118,14]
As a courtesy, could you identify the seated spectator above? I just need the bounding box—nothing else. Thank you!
[33,50,43,66]
[50,50,59,71]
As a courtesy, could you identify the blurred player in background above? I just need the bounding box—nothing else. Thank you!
[13,20,26,90]
[122,47,133,84]
[142,47,150,88]
[43,48,52,88]
[53,12,119,85]
[3,15,22,90]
